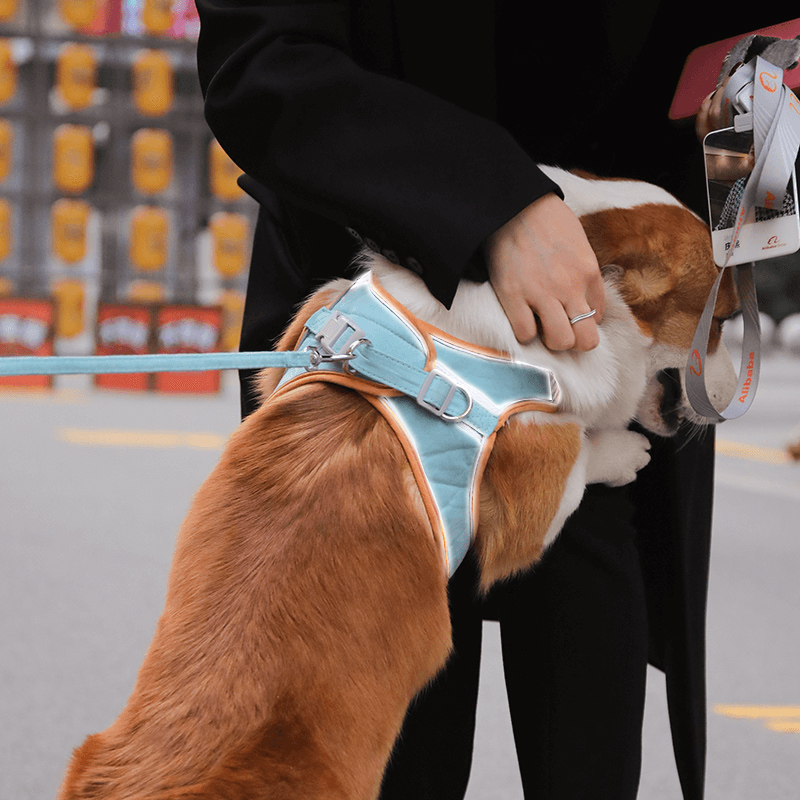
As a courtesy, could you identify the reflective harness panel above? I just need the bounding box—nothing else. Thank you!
[273,273,560,576]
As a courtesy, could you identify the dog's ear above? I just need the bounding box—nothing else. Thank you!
[582,209,675,309]
[600,263,625,285]
[616,256,675,308]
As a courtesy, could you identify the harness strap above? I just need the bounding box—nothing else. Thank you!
[2,270,560,578]
[304,307,501,436]
[0,285,558,444]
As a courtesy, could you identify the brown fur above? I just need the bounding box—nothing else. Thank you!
[60,379,450,799]
[58,194,736,799]
[58,291,577,799]
[475,422,581,589]
[582,204,739,351]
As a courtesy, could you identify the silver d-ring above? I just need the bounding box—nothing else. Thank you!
[342,338,370,374]
[441,388,473,421]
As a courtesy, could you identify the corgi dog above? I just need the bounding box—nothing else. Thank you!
[58,168,739,799]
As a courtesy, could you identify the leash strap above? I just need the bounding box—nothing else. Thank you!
[685,263,761,419]
[686,56,800,420]
[0,297,557,440]
[0,349,319,377]
[0,315,499,435]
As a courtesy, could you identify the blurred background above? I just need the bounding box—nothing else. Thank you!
[1,1,800,396]
[0,0,256,396]
[0,4,798,799]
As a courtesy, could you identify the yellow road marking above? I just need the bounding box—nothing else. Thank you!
[58,427,227,450]
[714,705,800,734]
[767,721,800,733]
[716,440,790,464]
[36,422,798,463]
[51,431,798,461]
[1,388,84,404]
[714,705,800,719]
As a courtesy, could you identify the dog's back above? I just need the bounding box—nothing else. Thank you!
[59,380,451,799]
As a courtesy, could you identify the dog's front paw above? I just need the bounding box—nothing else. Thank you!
[584,429,651,487]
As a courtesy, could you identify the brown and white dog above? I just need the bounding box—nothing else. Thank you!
[58,168,739,800]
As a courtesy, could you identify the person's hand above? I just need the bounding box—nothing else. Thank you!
[485,193,605,351]
[696,74,735,142]
[696,65,749,142]
[697,67,755,182]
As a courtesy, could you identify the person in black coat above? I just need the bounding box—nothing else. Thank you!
[194,2,775,797]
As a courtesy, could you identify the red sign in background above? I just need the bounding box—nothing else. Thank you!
[153,305,222,394]
[94,303,152,391]
[1,302,223,393]
[0,298,55,389]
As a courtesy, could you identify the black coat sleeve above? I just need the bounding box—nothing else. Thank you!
[194,0,561,307]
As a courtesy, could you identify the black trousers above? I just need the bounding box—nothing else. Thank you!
[379,484,649,800]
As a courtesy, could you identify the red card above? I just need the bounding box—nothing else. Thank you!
[670,19,800,120]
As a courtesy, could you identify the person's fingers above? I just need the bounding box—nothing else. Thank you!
[558,265,604,352]
[586,269,606,323]
[497,294,538,344]
[699,91,714,117]
[486,194,605,351]
[566,309,600,351]
[709,80,729,123]
[535,299,575,352]
[696,92,715,140]
[697,76,734,141]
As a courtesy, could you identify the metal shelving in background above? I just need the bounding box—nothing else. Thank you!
[0,0,255,392]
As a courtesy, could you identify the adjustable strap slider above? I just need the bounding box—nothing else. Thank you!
[314,311,365,357]
[417,369,473,421]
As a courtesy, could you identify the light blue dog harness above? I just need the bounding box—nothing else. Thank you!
[0,269,559,577]
[273,273,560,576]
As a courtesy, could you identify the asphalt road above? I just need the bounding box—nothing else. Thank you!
[1,353,798,800]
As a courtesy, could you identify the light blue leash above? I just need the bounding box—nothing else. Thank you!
[0,314,545,437]
[0,349,335,377]
[0,288,557,441]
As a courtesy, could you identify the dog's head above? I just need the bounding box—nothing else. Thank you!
[581,202,739,435]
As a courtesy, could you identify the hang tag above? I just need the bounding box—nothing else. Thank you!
[688,54,800,422]
[704,125,800,266]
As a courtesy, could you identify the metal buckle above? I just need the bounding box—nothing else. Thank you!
[305,312,368,372]
[417,369,473,421]
[315,311,365,358]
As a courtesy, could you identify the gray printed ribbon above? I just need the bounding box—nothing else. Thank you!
[686,56,800,420]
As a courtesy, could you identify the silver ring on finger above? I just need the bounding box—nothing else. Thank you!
[568,308,597,326]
